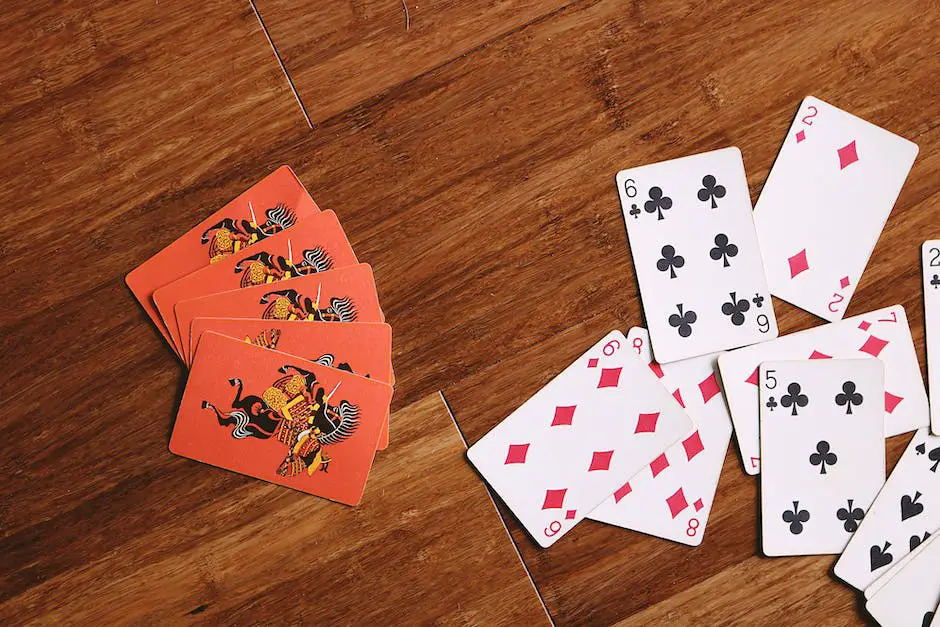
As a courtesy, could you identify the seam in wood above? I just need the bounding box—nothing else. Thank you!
[438,390,556,627]
[249,0,313,128]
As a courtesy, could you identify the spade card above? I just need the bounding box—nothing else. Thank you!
[719,304,928,474]
[866,531,940,627]
[865,531,938,601]
[466,330,693,548]
[616,147,778,364]
[924,241,940,435]
[587,327,732,546]
[170,332,394,506]
[154,210,358,357]
[760,359,885,556]
[834,428,940,591]
[753,96,918,322]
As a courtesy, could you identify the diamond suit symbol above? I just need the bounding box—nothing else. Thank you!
[542,489,567,510]
[745,367,760,386]
[885,391,903,414]
[649,362,665,379]
[837,140,859,169]
[840,275,851,289]
[587,357,599,368]
[597,367,623,388]
[635,412,660,434]
[858,320,871,331]
[588,450,614,471]
[809,349,832,360]
[699,372,720,403]
[683,431,705,461]
[795,129,806,143]
[667,488,689,518]
[788,249,809,278]
[565,509,577,520]
[504,443,530,465]
[859,335,889,357]
[672,388,685,408]
[613,482,632,503]
[650,453,669,477]
[694,498,705,512]
[551,405,576,426]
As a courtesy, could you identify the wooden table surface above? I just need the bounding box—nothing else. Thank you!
[1,1,937,624]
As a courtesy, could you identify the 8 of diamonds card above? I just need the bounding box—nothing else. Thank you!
[616,147,778,364]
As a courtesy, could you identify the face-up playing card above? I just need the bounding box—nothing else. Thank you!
[154,210,359,357]
[924,241,940,436]
[866,531,940,627]
[587,327,731,546]
[864,531,939,601]
[833,428,940,591]
[126,166,319,346]
[616,147,778,363]
[753,96,919,322]
[466,330,693,548]
[718,305,928,474]
[191,319,394,449]
[175,264,382,364]
[760,359,886,556]
[170,332,393,505]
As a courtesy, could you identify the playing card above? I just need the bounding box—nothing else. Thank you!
[154,210,358,357]
[866,531,940,627]
[170,332,393,505]
[616,147,778,363]
[466,330,693,548]
[834,428,940,590]
[126,166,318,345]
[753,96,918,322]
[760,359,886,556]
[718,305,928,474]
[587,327,731,546]
[191,319,394,449]
[175,264,382,364]
[924,241,940,435]
[864,530,938,600]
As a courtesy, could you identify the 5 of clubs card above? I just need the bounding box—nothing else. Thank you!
[616,147,778,364]
[760,359,886,556]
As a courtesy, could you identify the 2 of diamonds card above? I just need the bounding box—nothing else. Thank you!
[718,304,928,474]
[126,166,319,346]
[587,327,731,546]
[616,147,778,364]
[759,359,885,556]
[754,96,918,321]
[834,428,940,591]
[170,332,393,505]
[924,241,940,435]
[467,330,693,548]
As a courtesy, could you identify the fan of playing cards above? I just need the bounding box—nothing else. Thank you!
[127,166,394,506]
[467,97,940,625]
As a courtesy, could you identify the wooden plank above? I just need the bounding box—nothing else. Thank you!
[252,0,572,124]
[0,394,548,624]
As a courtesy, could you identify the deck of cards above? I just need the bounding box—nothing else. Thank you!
[466,97,940,623]
[127,167,394,505]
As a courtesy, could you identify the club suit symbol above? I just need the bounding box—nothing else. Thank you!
[644,186,673,220]
[836,499,864,532]
[656,245,685,279]
[668,304,697,338]
[780,382,809,416]
[783,501,810,535]
[709,234,738,267]
[697,174,726,209]
[931,274,940,289]
[869,541,893,571]
[810,441,837,474]
[721,291,750,326]
[835,381,863,414]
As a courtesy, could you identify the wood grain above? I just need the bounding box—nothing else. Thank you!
[1,0,938,624]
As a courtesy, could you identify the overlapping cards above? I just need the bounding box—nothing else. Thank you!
[127,166,393,505]
[467,96,937,622]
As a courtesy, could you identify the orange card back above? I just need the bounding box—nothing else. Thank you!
[126,166,319,345]
[175,264,382,363]
[171,332,392,505]
[190,319,394,448]
[153,210,358,356]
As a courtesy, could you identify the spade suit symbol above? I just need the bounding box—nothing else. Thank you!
[869,541,893,572]
[901,492,924,521]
